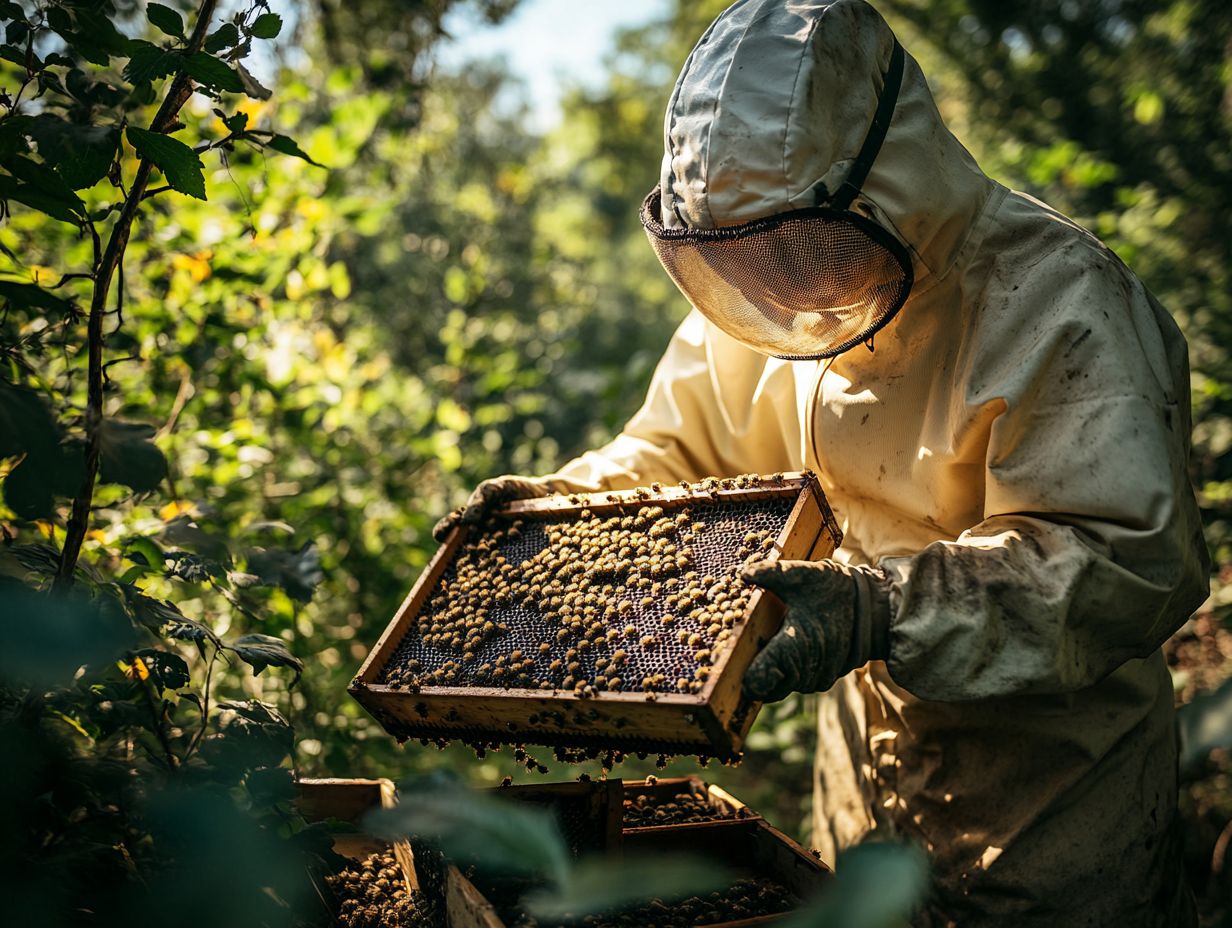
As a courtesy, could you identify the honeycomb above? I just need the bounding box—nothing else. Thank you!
[377,488,796,698]
[324,849,433,928]
[622,781,748,828]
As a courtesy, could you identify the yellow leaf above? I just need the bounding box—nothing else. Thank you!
[161,500,195,521]
[172,250,214,283]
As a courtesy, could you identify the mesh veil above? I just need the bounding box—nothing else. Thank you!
[641,190,913,360]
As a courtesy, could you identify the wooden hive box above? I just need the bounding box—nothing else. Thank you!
[295,777,418,886]
[446,779,624,928]
[448,818,831,928]
[351,473,841,760]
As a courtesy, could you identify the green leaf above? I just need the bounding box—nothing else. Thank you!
[6,543,61,576]
[245,766,297,805]
[0,380,63,460]
[0,43,36,69]
[122,588,186,631]
[201,700,294,771]
[526,855,731,921]
[229,634,303,685]
[98,419,168,492]
[0,155,87,221]
[0,584,135,686]
[249,13,283,39]
[265,133,325,167]
[222,111,249,135]
[366,782,572,887]
[2,455,54,519]
[777,843,929,928]
[25,115,120,189]
[0,280,73,317]
[166,615,222,650]
[123,535,167,571]
[204,22,240,54]
[0,176,82,224]
[245,543,323,602]
[235,61,271,100]
[132,648,191,690]
[126,126,205,199]
[52,8,129,66]
[123,39,180,85]
[182,51,244,94]
[146,3,185,39]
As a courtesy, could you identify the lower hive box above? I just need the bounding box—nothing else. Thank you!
[450,818,831,928]
[296,777,434,927]
[350,473,841,760]
[297,778,624,928]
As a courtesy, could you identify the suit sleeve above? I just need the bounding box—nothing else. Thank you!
[880,262,1210,701]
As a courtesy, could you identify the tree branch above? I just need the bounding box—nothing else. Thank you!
[55,0,221,591]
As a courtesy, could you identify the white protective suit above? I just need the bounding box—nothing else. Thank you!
[536,1,1210,924]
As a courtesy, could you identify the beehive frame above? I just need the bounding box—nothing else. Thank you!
[621,775,758,833]
[350,473,841,759]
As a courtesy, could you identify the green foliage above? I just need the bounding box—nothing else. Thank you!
[369,779,732,921]
[0,0,337,924]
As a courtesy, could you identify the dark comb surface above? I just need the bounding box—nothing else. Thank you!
[377,496,795,696]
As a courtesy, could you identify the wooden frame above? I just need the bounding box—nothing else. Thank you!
[350,473,841,760]
[295,777,419,891]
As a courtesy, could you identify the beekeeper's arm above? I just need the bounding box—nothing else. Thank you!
[745,259,1211,703]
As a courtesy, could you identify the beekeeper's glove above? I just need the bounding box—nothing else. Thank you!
[740,559,893,702]
[432,476,554,542]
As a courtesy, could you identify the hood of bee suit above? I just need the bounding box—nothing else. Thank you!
[658,0,997,283]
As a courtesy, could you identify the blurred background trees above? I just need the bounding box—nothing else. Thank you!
[2,0,1230,921]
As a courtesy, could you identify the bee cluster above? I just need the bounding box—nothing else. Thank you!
[378,482,794,704]
[623,785,746,828]
[323,850,432,928]
[508,876,797,928]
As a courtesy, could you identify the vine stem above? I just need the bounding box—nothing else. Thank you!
[54,0,221,591]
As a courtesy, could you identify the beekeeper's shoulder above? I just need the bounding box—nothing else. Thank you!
[961,189,1177,407]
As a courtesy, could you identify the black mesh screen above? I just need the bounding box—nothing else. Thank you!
[642,189,912,360]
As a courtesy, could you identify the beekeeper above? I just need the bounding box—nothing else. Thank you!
[435,0,1210,923]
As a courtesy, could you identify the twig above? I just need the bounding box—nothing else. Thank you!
[186,642,219,757]
[55,0,221,591]
[139,670,179,772]
[158,371,195,439]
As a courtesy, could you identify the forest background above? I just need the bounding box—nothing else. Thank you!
[1,0,1230,924]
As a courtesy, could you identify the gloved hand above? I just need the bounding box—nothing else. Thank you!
[740,559,893,702]
[432,475,555,542]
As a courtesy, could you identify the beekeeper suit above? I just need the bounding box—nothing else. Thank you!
[438,1,1210,923]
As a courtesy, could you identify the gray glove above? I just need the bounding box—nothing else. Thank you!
[740,559,893,702]
[432,475,554,542]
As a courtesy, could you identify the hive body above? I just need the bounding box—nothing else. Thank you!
[350,473,840,759]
